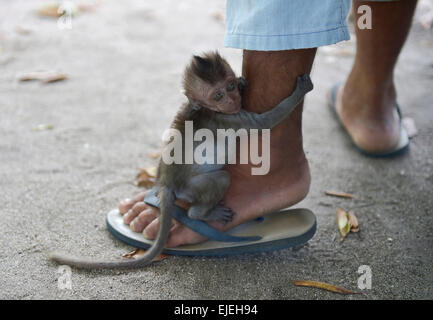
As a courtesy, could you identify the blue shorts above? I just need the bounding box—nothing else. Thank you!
[224,0,393,50]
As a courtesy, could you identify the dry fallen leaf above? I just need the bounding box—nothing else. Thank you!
[418,9,433,29]
[135,167,157,188]
[33,123,54,131]
[136,167,157,178]
[348,210,359,233]
[15,26,32,35]
[122,249,169,262]
[336,208,351,241]
[37,3,79,18]
[212,11,225,23]
[77,3,100,12]
[420,40,433,48]
[43,73,68,83]
[293,280,359,295]
[147,151,161,159]
[38,1,99,18]
[336,208,360,241]
[38,4,63,17]
[136,180,154,188]
[145,167,157,177]
[325,190,354,199]
[19,71,68,83]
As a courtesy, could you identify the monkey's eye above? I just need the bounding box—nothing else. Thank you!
[214,92,224,101]
[226,81,235,92]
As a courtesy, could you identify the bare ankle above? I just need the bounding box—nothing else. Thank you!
[339,75,401,152]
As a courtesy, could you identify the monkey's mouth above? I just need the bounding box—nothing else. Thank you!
[220,102,242,114]
[223,106,241,114]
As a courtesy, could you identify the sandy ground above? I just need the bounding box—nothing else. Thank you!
[0,0,432,300]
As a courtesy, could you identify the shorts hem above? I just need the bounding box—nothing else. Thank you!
[224,25,350,51]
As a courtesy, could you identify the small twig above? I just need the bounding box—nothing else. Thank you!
[293,280,360,295]
[324,190,354,199]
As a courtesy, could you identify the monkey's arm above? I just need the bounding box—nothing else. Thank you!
[219,74,313,130]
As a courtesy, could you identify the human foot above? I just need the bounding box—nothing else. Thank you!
[332,0,416,155]
[118,155,311,248]
[330,78,403,154]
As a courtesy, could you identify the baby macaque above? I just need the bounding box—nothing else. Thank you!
[50,52,313,269]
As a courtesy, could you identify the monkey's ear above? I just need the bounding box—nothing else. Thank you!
[193,55,209,68]
[187,99,201,111]
[237,77,248,92]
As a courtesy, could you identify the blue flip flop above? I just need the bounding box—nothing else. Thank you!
[328,84,410,158]
[106,188,316,256]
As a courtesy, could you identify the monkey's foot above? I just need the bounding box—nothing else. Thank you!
[205,205,235,224]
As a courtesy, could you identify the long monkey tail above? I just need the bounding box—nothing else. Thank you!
[48,186,174,269]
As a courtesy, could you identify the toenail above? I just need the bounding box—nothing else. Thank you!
[130,220,138,230]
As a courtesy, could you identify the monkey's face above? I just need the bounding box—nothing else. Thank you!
[196,76,242,114]
[184,52,244,114]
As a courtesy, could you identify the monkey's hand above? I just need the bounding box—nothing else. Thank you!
[296,74,313,94]
[237,77,248,93]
